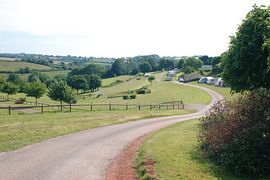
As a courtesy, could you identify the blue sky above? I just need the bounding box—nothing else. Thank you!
[0,0,269,57]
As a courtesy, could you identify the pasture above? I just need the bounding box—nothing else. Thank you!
[0,60,52,72]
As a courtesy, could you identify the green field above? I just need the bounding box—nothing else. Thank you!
[102,75,134,87]
[138,119,245,180]
[0,73,211,106]
[0,109,193,152]
[0,60,52,72]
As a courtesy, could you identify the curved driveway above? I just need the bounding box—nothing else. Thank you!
[0,82,223,180]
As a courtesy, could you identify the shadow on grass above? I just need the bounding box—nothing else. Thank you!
[190,148,249,180]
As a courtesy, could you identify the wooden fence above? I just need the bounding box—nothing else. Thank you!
[0,101,184,115]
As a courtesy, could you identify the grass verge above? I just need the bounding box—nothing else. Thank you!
[137,119,246,180]
[0,109,194,152]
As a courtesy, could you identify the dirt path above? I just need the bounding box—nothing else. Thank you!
[0,83,223,180]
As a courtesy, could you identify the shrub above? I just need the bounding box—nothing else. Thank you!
[136,86,151,94]
[199,89,270,177]
[130,94,136,99]
[123,95,129,100]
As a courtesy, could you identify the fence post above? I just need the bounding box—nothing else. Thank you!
[178,101,180,109]
[41,105,43,113]
[173,103,175,109]
[138,103,141,110]
[8,105,11,115]
[91,103,93,111]
[167,105,169,109]
[159,104,161,110]
[150,104,152,110]
[126,103,128,110]
[69,103,72,112]
[109,103,112,111]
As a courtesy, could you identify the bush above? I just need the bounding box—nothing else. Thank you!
[136,86,151,94]
[199,89,270,177]
[130,94,136,99]
[123,95,129,100]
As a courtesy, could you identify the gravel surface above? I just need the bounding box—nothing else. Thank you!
[0,82,223,180]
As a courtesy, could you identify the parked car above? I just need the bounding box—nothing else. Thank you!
[215,78,226,87]
[179,78,185,83]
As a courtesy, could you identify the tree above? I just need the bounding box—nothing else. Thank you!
[86,74,102,92]
[1,82,18,100]
[48,81,77,110]
[67,75,88,93]
[7,73,22,84]
[181,57,203,71]
[0,75,4,90]
[159,58,175,70]
[111,58,127,76]
[222,5,270,92]
[26,81,47,106]
[139,62,152,73]
[177,59,185,69]
[148,76,155,86]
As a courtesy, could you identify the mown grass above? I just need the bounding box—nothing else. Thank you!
[139,119,245,180]
[101,75,133,87]
[0,109,193,152]
[1,73,212,106]
[189,81,238,101]
[0,60,52,72]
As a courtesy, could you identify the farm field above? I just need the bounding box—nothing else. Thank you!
[138,119,245,180]
[0,60,52,72]
[0,57,15,61]
[0,109,194,152]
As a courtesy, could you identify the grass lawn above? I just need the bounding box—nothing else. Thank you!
[1,73,211,106]
[139,119,245,180]
[188,81,238,101]
[0,60,52,72]
[102,75,134,87]
[0,109,193,152]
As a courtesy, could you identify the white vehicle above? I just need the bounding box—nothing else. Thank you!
[198,77,207,84]
[207,77,218,85]
[144,73,151,77]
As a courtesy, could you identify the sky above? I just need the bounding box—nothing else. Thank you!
[0,0,269,58]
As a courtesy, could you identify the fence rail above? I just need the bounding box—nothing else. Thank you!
[0,101,184,115]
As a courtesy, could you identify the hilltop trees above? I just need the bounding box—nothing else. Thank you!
[139,62,152,73]
[223,5,270,92]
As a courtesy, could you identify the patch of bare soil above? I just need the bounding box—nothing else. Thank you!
[105,134,149,180]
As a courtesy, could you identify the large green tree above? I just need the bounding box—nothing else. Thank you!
[67,75,88,93]
[139,62,152,73]
[26,81,47,106]
[48,81,77,110]
[1,82,18,100]
[223,5,270,92]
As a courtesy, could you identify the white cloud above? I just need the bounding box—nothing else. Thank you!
[0,0,269,57]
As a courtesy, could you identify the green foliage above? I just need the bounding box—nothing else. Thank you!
[25,81,47,105]
[0,75,4,90]
[222,5,270,92]
[177,59,185,69]
[147,75,155,85]
[86,74,102,91]
[48,81,77,104]
[199,89,270,177]
[28,72,50,84]
[67,75,88,92]
[1,82,18,99]
[70,64,105,77]
[111,58,127,76]
[139,62,152,73]
[181,57,203,71]
[7,73,22,84]
[159,58,175,70]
